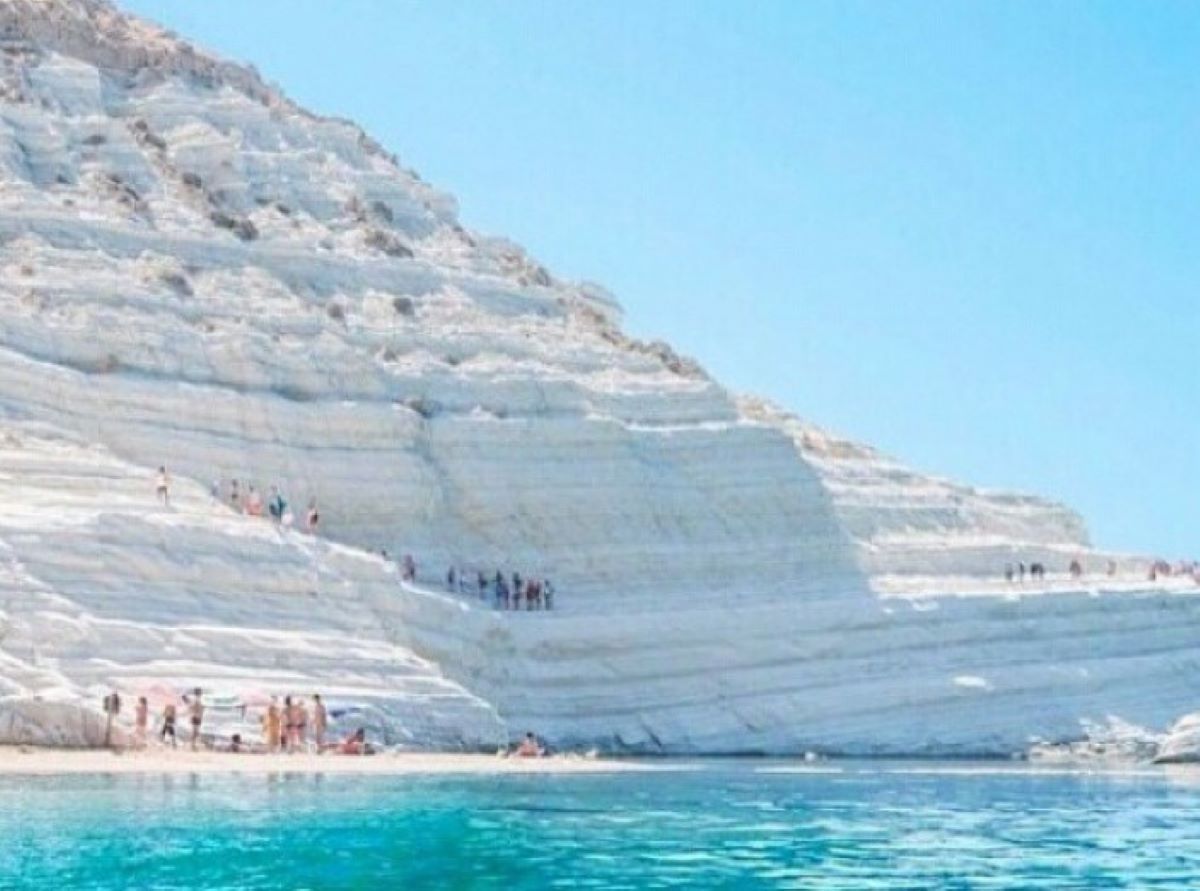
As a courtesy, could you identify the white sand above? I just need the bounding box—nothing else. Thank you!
[0,747,654,776]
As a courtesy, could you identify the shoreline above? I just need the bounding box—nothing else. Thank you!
[3,746,1199,778]
[0,746,660,776]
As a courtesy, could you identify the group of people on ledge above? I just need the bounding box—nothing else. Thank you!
[446,566,557,611]
[158,469,560,608]
[101,688,375,756]
[1004,558,1200,584]
[154,467,322,533]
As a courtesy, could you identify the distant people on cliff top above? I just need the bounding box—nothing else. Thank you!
[154,466,170,506]
[202,477,308,529]
[443,565,556,611]
[1003,558,1199,586]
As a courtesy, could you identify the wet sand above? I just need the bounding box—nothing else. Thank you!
[0,746,654,776]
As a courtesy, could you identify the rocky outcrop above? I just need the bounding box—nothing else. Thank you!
[0,0,1195,754]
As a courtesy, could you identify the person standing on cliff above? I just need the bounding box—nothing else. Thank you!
[155,466,170,507]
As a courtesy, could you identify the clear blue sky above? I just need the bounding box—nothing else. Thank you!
[122,0,1197,557]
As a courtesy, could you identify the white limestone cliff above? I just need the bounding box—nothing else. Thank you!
[0,0,1196,754]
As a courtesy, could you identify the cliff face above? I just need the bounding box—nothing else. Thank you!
[0,0,1196,754]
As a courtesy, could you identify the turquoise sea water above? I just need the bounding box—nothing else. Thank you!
[3,761,1200,889]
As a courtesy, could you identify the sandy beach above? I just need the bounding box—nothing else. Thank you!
[0,746,656,776]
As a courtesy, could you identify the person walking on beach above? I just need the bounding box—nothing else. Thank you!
[306,499,320,534]
[184,687,205,750]
[161,703,178,747]
[155,467,170,507]
[229,478,240,511]
[135,696,149,746]
[263,698,282,752]
[313,694,328,750]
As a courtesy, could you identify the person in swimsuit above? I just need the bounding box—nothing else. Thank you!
[282,696,295,752]
[339,728,369,755]
[264,699,282,752]
[185,687,205,750]
[161,704,177,747]
[515,732,543,758]
[293,698,309,752]
[155,467,170,506]
[312,694,328,750]
[135,696,149,746]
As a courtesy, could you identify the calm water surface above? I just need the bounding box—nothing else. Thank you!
[2,761,1199,889]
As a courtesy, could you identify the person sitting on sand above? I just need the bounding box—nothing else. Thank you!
[337,728,374,756]
[161,703,178,748]
[229,733,244,754]
[155,466,170,507]
[515,732,543,758]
